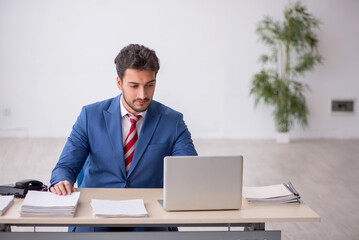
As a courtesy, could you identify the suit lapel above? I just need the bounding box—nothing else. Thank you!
[103,95,127,178]
[128,102,161,177]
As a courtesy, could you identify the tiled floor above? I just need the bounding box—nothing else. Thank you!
[1,138,358,239]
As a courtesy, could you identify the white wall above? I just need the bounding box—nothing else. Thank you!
[1,0,358,139]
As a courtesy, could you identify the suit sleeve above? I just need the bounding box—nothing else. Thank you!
[171,114,198,156]
[50,107,90,187]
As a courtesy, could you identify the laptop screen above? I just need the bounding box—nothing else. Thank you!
[162,155,243,211]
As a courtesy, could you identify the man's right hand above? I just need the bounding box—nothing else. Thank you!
[50,180,75,195]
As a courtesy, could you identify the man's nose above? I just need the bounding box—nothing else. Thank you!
[137,86,146,99]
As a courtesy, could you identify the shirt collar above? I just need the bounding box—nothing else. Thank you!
[120,95,147,119]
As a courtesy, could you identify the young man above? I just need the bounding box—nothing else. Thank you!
[50,44,197,231]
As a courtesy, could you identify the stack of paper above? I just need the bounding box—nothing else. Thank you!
[243,182,301,205]
[20,191,81,217]
[91,199,148,218]
[0,195,14,215]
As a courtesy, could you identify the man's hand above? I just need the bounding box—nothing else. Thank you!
[50,180,75,195]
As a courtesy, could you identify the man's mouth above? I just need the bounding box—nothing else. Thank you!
[135,99,149,104]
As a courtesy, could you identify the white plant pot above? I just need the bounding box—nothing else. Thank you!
[276,132,290,144]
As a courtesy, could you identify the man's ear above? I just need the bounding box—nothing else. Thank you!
[116,76,123,91]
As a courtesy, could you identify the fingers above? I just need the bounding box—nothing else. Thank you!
[50,180,74,195]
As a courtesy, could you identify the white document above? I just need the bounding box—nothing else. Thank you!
[0,195,14,215]
[243,184,292,199]
[21,191,81,207]
[20,191,81,217]
[91,199,148,218]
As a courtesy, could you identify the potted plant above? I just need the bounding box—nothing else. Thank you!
[250,1,323,143]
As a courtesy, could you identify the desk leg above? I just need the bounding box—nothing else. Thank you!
[0,224,11,232]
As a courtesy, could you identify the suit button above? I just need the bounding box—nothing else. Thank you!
[126,180,130,185]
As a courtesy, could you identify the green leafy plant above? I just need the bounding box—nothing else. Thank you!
[250,1,323,132]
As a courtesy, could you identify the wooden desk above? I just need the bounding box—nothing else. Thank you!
[0,188,320,240]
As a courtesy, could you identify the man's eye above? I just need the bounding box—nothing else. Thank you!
[130,85,138,88]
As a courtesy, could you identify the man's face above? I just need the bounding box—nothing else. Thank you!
[117,68,156,114]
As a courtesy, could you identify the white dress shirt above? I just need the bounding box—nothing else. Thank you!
[120,96,147,145]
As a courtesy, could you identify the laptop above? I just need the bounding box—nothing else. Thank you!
[160,155,243,211]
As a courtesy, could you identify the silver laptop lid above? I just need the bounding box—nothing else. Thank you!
[163,155,243,211]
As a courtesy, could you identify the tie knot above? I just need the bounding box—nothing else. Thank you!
[127,114,141,123]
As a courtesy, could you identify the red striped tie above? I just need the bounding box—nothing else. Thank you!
[124,114,141,175]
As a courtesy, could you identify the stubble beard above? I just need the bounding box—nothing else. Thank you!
[123,94,151,114]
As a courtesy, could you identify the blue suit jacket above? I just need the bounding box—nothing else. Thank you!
[50,95,197,189]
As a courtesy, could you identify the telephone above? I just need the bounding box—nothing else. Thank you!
[0,179,48,198]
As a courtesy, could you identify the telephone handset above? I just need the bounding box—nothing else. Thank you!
[0,179,48,198]
[15,179,47,191]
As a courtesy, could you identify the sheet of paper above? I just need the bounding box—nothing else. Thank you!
[243,184,292,199]
[91,199,148,218]
[0,195,14,215]
[20,191,80,217]
[21,191,81,207]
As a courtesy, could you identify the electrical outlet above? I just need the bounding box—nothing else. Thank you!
[331,99,355,116]
[2,108,11,116]
[332,100,354,112]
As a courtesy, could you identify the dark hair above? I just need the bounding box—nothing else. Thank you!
[114,44,160,80]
